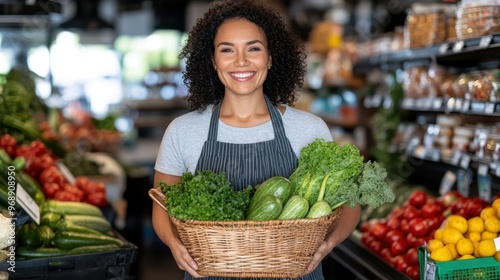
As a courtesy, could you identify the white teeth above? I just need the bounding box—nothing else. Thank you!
[231,72,254,78]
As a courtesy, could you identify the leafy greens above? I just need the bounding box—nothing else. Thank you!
[160,170,252,221]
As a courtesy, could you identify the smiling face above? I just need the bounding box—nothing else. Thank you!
[213,18,271,98]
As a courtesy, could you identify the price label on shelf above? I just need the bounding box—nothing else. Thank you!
[432,98,443,110]
[485,102,495,114]
[478,164,489,176]
[494,237,500,251]
[451,151,462,166]
[439,43,449,54]
[477,173,492,202]
[57,162,76,185]
[479,35,493,48]
[453,40,465,52]
[16,183,41,224]
[461,99,471,112]
[439,171,456,196]
[460,154,471,169]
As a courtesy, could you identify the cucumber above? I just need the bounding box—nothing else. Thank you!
[53,231,124,250]
[17,247,67,259]
[55,219,107,236]
[249,176,293,210]
[306,201,332,219]
[278,195,309,220]
[18,172,45,205]
[246,195,282,221]
[64,214,112,233]
[0,187,21,211]
[42,200,103,217]
[40,213,62,229]
[65,244,120,256]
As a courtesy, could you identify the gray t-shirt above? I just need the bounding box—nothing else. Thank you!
[154,105,332,176]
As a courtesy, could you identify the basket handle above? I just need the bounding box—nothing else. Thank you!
[148,188,168,212]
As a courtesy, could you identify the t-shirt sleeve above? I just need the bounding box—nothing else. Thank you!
[154,119,186,176]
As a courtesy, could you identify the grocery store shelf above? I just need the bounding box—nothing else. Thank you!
[353,33,500,75]
[329,235,411,280]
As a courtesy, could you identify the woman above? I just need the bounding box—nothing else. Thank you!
[152,0,361,279]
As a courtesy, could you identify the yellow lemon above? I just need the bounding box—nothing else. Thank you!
[446,215,468,234]
[478,239,497,257]
[434,228,444,240]
[492,198,500,211]
[480,207,497,220]
[441,228,464,245]
[466,231,482,243]
[446,243,458,259]
[495,251,500,262]
[481,231,498,240]
[456,238,474,256]
[427,239,444,253]
[484,216,500,233]
[467,216,485,233]
[458,254,475,260]
[430,246,453,262]
[473,241,480,258]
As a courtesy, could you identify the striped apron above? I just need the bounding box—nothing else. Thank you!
[186,96,324,280]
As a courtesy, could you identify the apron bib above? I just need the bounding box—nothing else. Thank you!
[184,96,324,280]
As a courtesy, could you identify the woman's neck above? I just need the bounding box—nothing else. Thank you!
[219,95,270,128]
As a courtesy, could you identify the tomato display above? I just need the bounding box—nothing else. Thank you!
[359,189,491,280]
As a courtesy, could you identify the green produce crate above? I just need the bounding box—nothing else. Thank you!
[419,247,500,280]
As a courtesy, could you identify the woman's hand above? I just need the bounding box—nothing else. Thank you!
[306,204,361,272]
[168,238,205,278]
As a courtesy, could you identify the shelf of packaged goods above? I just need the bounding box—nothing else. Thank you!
[328,234,411,280]
[353,34,500,75]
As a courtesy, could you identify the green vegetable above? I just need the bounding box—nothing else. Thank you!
[306,201,332,219]
[42,200,103,217]
[54,219,107,236]
[40,213,62,229]
[53,231,124,250]
[248,176,293,211]
[65,244,120,256]
[64,214,112,233]
[161,171,252,221]
[18,172,45,205]
[291,138,395,213]
[246,195,282,221]
[17,247,66,259]
[16,222,41,249]
[278,195,309,220]
[38,225,55,247]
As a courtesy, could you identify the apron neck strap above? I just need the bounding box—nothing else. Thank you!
[207,95,287,141]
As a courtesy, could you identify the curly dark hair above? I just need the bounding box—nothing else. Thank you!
[179,0,307,111]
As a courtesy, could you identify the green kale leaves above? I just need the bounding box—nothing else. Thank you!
[160,170,252,221]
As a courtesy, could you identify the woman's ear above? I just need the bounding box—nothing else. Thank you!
[268,56,272,69]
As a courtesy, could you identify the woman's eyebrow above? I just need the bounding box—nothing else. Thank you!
[216,40,264,48]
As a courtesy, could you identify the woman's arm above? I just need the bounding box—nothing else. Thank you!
[306,204,361,271]
[152,171,203,277]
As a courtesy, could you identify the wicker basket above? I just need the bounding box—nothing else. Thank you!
[149,188,342,278]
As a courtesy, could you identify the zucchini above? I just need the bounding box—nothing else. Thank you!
[64,214,112,233]
[40,212,62,229]
[246,195,282,221]
[39,225,55,247]
[42,200,103,217]
[249,176,293,211]
[55,219,107,236]
[0,187,21,211]
[53,231,124,250]
[306,201,332,219]
[65,244,120,256]
[17,247,66,259]
[18,172,45,205]
[278,195,309,220]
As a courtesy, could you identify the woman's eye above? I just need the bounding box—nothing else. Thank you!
[220,48,233,53]
[249,46,261,52]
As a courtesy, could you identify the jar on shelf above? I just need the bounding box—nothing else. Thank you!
[471,71,493,102]
[404,4,447,49]
[485,69,500,102]
[453,72,478,99]
[485,133,500,160]
[456,5,500,40]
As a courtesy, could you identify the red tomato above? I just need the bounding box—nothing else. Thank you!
[75,176,91,190]
[390,240,408,256]
[426,216,442,231]
[406,232,418,247]
[42,182,61,199]
[379,248,392,262]
[387,206,404,220]
[450,196,467,215]
[403,205,420,220]
[39,166,65,185]
[361,231,375,246]
[421,202,439,218]
[409,190,427,209]
[28,140,47,157]
[81,181,106,195]
[0,134,17,158]
[23,156,42,179]
[396,259,409,273]
[399,219,411,234]
[62,184,85,201]
[54,190,79,201]
[385,229,405,245]
[405,265,420,280]
[405,247,419,266]
[391,255,406,267]
[386,217,401,230]
[467,199,485,218]
[86,192,107,207]
[369,222,389,240]
[38,154,56,170]
[409,218,429,237]
[439,191,462,207]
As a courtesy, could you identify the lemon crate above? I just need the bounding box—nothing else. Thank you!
[418,247,500,280]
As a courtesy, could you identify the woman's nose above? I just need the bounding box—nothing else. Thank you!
[234,52,249,66]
